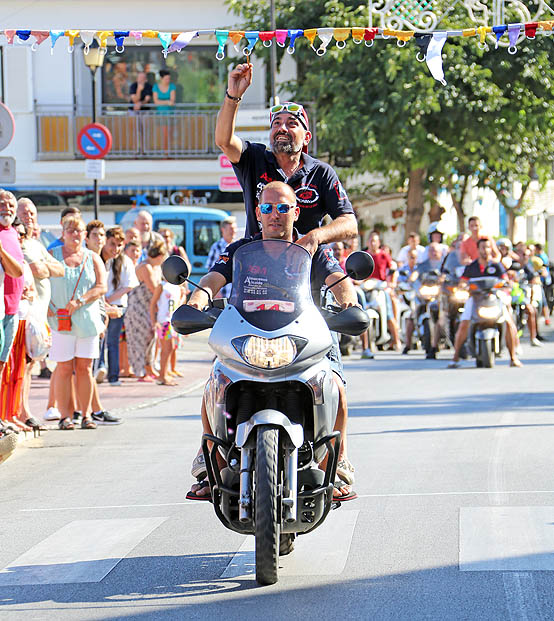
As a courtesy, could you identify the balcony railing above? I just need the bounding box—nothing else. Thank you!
[36,103,223,160]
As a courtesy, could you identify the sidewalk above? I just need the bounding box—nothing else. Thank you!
[28,332,213,421]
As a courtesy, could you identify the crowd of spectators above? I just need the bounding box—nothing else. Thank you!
[0,197,192,463]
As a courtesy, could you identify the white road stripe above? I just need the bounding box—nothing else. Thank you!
[0,517,167,585]
[221,510,359,579]
[21,502,207,512]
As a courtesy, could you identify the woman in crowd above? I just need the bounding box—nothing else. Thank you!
[153,69,176,113]
[124,240,167,382]
[48,216,106,430]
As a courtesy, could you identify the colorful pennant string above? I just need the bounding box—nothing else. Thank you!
[3,21,554,85]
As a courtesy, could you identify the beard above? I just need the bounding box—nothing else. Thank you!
[0,213,15,228]
[271,134,303,155]
[140,230,150,243]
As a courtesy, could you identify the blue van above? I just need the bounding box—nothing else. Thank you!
[118,206,229,278]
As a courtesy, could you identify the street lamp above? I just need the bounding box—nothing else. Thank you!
[83,39,105,219]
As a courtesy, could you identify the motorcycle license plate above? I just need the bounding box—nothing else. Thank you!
[243,300,295,312]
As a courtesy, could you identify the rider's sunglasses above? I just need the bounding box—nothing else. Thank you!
[259,203,294,214]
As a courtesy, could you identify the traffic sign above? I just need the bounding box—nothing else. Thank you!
[77,123,112,159]
[0,103,15,152]
[219,175,242,192]
[85,159,105,180]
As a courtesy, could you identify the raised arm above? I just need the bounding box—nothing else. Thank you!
[214,63,252,163]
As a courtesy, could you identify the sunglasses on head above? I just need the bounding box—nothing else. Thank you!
[259,203,294,214]
[269,102,307,128]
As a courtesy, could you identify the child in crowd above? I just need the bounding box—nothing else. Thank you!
[150,278,184,386]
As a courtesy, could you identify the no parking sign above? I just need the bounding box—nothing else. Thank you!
[77,123,112,159]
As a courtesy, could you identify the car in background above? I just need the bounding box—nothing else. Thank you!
[118,206,229,278]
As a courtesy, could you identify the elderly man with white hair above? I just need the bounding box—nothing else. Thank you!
[0,190,24,376]
[133,210,163,261]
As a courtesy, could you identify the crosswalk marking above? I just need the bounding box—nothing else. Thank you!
[459,507,554,571]
[221,510,359,579]
[0,517,167,585]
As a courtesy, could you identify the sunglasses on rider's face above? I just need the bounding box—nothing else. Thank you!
[259,203,294,214]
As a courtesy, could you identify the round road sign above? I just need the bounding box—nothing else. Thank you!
[0,103,15,152]
[77,123,112,159]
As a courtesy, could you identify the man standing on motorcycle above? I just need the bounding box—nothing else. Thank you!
[447,238,522,368]
[187,182,360,501]
[460,216,502,264]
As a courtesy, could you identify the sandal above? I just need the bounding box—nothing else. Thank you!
[81,417,97,430]
[156,379,178,386]
[191,454,207,480]
[186,480,212,502]
[336,458,355,485]
[58,417,75,430]
[333,481,358,502]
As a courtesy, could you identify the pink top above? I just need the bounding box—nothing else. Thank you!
[0,225,24,315]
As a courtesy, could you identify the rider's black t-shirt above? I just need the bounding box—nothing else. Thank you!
[462,259,506,280]
[209,232,343,304]
[232,142,355,237]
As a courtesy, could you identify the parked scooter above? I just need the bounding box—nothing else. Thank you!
[163,243,373,585]
[467,277,506,368]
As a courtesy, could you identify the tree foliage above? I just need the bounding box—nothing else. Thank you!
[227,0,554,235]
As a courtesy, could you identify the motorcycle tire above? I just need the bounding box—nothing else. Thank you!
[422,318,432,354]
[255,426,280,585]
[279,533,295,556]
[478,339,495,368]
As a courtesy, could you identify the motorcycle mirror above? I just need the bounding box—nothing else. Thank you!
[162,255,189,286]
[511,262,522,271]
[345,251,375,281]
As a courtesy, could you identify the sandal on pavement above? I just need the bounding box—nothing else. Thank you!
[191,454,207,480]
[80,417,97,430]
[156,379,178,386]
[333,481,358,502]
[186,480,212,502]
[58,417,75,430]
[336,458,355,485]
[510,359,523,367]
[447,361,460,369]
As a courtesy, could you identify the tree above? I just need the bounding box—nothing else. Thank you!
[227,0,554,237]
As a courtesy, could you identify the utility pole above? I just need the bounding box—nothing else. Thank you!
[270,0,279,106]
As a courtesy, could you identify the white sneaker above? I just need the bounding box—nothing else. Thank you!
[95,367,107,384]
[531,338,543,347]
[44,406,61,421]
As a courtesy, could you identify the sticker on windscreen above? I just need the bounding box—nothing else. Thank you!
[243,300,295,312]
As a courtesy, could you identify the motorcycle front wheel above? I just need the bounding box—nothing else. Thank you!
[255,426,280,585]
[478,338,495,368]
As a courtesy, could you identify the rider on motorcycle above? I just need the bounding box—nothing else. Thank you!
[447,238,522,368]
[187,182,360,501]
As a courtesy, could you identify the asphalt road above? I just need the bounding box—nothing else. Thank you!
[1,334,554,620]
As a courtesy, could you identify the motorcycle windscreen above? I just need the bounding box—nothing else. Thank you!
[228,240,313,331]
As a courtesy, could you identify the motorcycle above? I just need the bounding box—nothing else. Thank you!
[163,242,373,585]
[467,276,506,368]
[441,270,469,348]
[359,278,389,349]
[396,272,418,350]
[415,271,441,357]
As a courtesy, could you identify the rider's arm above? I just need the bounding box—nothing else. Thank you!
[214,63,252,163]
[188,272,227,309]
[297,214,358,256]
[325,272,358,308]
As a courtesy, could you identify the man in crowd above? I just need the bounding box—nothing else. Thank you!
[129,71,153,113]
[187,181,361,501]
[460,216,501,264]
[0,190,24,379]
[397,232,425,266]
[17,198,65,380]
[366,231,402,352]
[205,216,237,299]
[133,210,163,260]
[448,238,521,368]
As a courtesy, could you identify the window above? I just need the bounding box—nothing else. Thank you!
[156,220,186,248]
[194,220,221,256]
[101,45,225,106]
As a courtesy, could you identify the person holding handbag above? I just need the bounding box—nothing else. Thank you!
[48,216,107,430]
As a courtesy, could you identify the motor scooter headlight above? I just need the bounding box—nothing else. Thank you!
[419,285,440,298]
[478,306,500,319]
[452,289,469,302]
[239,336,297,369]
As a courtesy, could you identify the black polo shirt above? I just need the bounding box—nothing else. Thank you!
[232,141,355,237]
[462,259,506,280]
[210,232,343,305]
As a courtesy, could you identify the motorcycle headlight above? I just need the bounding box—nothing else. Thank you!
[240,336,297,369]
[453,289,469,302]
[419,285,440,298]
[478,306,500,319]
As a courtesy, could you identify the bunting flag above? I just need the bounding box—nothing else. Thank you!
[2,21,554,85]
